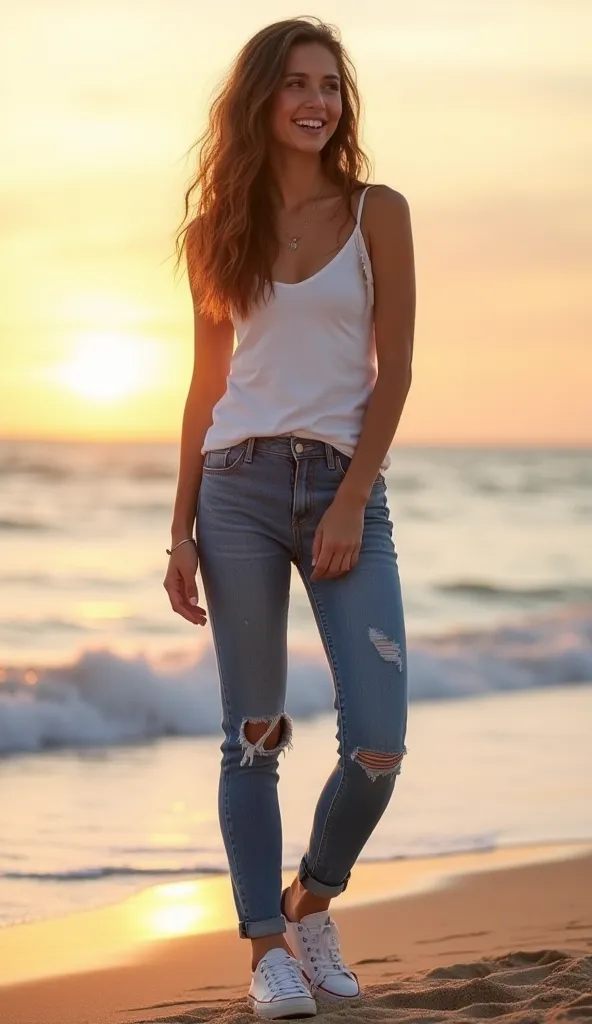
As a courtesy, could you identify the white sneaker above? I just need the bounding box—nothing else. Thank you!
[248,947,317,1019]
[285,911,361,1003]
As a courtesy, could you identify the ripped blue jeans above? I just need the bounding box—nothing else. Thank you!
[197,436,408,939]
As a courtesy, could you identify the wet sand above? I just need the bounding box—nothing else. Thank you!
[1,845,591,1024]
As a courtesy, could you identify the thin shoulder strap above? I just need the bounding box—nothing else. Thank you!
[355,185,374,228]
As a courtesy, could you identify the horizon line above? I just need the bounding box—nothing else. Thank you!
[0,434,590,450]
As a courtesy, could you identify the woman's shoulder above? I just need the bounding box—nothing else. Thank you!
[362,184,410,213]
[356,186,412,266]
[360,185,411,242]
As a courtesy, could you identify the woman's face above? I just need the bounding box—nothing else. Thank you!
[270,42,342,155]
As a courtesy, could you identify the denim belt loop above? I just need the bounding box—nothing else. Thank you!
[324,443,336,470]
[244,437,256,463]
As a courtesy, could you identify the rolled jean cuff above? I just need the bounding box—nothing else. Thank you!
[238,915,287,939]
[298,859,351,897]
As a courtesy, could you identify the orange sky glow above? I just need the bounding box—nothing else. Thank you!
[1,0,590,444]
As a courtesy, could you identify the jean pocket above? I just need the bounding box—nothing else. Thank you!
[335,451,384,488]
[203,443,247,473]
[334,452,352,477]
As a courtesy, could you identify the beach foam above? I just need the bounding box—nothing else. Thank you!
[0,605,591,754]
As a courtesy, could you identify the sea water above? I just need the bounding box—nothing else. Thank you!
[1,440,591,925]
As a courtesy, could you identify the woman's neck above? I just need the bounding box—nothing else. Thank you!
[269,148,328,213]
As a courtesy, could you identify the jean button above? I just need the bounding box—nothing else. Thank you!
[294,442,304,454]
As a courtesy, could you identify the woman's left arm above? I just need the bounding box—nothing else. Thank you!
[311,187,416,580]
[339,186,415,502]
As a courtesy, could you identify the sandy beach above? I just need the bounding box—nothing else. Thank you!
[1,844,591,1024]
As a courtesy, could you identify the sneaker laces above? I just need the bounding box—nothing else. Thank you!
[260,954,309,998]
[299,918,351,982]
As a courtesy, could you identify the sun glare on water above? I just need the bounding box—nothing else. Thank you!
[54,331,158,402]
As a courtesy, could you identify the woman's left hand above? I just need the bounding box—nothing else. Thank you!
[311,496,365,580]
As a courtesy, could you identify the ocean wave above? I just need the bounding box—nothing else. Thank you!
[0,516,55,533]
[0,443,177,483]
[2,617,90,636]
[436,581,592,603]
[0,456,72,481]
[0,606,590,755]
[127,463,176,481]
[0,865,226,882]
[0,834,499,885]
[0,573,135,590]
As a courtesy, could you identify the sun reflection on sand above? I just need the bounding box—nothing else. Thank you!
[142,882,206,938]
[128,844,591,945]
[136,878,236,940]
[0,846,588,987]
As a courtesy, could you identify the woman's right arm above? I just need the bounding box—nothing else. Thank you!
[164,223,234,625]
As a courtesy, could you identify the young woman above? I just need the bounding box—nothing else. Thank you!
[165,16,415,1020]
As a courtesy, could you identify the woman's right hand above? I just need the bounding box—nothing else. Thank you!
[163,541,207,626]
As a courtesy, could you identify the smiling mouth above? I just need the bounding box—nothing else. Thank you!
[292,118,326,133]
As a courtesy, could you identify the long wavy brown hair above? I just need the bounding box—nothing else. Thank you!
[174,17,371,322]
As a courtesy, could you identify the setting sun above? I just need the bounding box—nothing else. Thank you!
[52,331,160,403]
[54,332,157,402]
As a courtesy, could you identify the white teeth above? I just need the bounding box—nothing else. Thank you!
[294,119,323,129]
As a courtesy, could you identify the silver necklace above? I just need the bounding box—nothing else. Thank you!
[283,191,324,250]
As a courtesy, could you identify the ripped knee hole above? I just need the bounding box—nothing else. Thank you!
[351,746,407,782]
[239,714,293,767]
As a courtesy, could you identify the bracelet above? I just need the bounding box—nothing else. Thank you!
[166,538,196,556]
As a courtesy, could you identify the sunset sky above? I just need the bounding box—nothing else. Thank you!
[1,0,590,444]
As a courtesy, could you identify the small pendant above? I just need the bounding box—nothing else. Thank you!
[289,238,299,250]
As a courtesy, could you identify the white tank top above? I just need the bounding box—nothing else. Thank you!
[202,185,390,469]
